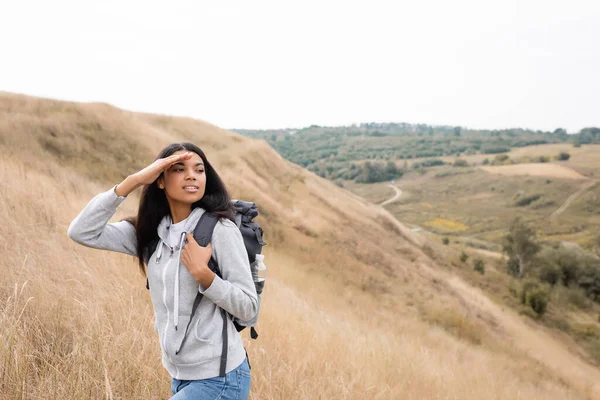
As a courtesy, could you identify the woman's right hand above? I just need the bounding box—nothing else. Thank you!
[132,152,194,185]
[115,152,194,197]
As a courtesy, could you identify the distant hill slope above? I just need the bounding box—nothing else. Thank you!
[1,92,599,399]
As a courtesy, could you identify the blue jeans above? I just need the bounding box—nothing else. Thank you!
[170,358,251,400]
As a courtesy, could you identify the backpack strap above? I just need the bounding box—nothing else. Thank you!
[176,212,231,376]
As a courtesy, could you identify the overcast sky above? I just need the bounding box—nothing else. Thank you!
[1,0,598,133]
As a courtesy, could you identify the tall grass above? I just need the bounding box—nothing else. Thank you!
[0,92,598,399]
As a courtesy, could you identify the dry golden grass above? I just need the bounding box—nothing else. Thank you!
[1,92,600,399]
[480,164,588,180]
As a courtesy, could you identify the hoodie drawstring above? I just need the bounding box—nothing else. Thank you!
[155,239,163,262]
[173,231,187,331]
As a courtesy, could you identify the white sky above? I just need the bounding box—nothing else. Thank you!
[1,0,598,133]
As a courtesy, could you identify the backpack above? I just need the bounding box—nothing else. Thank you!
[192,199,266,338]
[148,200,266,377]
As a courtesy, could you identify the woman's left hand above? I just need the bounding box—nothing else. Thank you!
[182,233,215,288]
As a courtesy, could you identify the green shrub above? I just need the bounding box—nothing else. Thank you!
[507,257,520,277]
[557,152,571,161]
[473,259,485,275]
[520,279,540,304]
[537,262,561,286]
[515,194,542,207]
[526,288,549,316]
[566,287,592,309]
[442,237,450,245]
[576,262,600,302]
[536,155,551,163]
[556,247,583,287]
[453,159,469,167]
[493,154,511,165]
[483,145,511,154]
[413,159,445,168]
[460,251,469,263]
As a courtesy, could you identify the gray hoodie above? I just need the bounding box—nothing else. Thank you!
[67,185,258,380]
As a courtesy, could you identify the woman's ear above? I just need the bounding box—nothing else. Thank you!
[157,177,164,189]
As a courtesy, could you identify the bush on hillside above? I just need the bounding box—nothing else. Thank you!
[557,152,571,161]
[519,279,549,316]
[453,159,469,167]
[482,145,511,154]
[355,161,403,183]
[492,154,511,165]
[520,279,540,305]
[442,237,450,245]
[473,259,485,275]
[577,262,600,302]
[527,288,549,316]
[507,257,520,277]
[537,262,561,286]
[460,251,469,263]
[535,245,581,287]
[514,194,542,207]
[535,155,551,163]
[412,159,445,169]
[534,244,600,303]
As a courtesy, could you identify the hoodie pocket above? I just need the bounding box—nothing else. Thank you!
[167,317,219,366]
[194,318,215,343]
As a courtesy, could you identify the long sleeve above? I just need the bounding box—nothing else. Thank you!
[67,185,138,257]
[199,219,259,322]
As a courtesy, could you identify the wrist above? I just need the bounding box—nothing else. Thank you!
[194,265,215,288]
[126,174,142,188]
[115,175,141,197]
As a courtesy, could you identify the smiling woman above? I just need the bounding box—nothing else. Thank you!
[67,142,257,400]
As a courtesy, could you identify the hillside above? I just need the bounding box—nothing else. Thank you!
[1,92,600,399]
[233,124,600,184]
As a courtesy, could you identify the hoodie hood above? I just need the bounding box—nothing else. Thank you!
[154,206,206,331]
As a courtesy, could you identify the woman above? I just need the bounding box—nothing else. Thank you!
[68,142,257,399]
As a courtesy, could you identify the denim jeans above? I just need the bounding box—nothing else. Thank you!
[170,358,251,400]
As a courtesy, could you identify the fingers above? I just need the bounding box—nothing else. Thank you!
[162,152,193,168]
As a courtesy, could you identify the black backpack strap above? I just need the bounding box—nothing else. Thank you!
[193,212,219,247]
[220,308,228,376]
[175,291,204,355]
[176,211,230,376]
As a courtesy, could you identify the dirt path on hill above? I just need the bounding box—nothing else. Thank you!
[379,184,403,206]
[551,180,599,218]
[469,248,504,259]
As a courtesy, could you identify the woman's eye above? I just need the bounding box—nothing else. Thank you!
[197,170,204,173]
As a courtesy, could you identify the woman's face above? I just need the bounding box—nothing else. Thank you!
[158,150,207,206]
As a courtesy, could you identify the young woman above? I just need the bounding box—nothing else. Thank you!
[68,142,257,399]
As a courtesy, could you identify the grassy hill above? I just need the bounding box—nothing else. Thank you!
[1,92,600,399]
[233,123,600,184]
